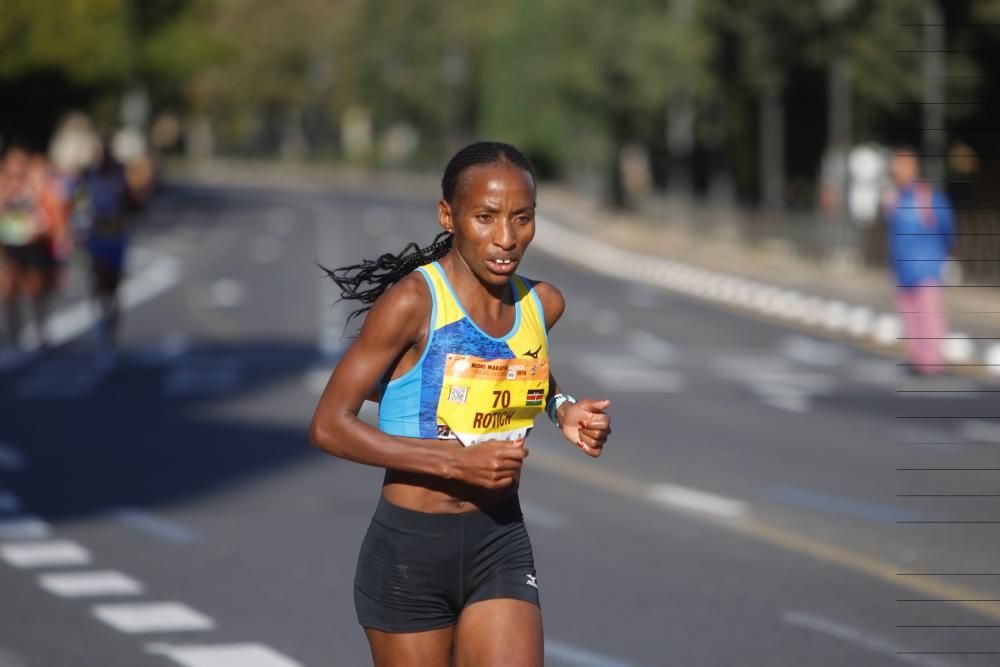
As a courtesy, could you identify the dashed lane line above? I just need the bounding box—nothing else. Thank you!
[526,445,1000,623]
[39,571,145,598]
[147,642,304,667]
[0,540,91,568]
[782,610,954,667]
[92,602,215,634]
[0,516,52,540]
[111,508,198,544]
[545,639,650,667]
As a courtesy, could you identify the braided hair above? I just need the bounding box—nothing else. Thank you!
[324,141,536,326]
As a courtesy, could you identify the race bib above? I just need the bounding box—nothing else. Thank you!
[437,353,549,446]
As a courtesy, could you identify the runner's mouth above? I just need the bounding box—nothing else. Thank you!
[486,258,519,274]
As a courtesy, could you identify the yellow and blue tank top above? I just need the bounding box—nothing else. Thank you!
[378,261,550,446]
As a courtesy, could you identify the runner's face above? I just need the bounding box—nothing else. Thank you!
[891,153,918,186]
[440,163,536,287]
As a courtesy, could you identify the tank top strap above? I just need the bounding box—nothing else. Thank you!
[420,262,464,331]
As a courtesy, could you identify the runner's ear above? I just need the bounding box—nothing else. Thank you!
[438,199,454,233]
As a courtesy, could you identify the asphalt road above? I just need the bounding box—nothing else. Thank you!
[2,178,1000,667]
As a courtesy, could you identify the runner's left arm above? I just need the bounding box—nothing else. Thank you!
[533,280,611,458]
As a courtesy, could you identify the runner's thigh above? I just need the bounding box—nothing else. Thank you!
[454,598,542,667]
[364,626,453,667]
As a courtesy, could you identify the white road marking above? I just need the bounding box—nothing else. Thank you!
[846,306,873,337]
[647,483,747,519]
[162,360,242,398]
[0,443,25,471]
[575,354,685,393]
[778,335,846,368]
[943,332,973,363]
[782,610,954,667]
[1,540,91,568]
[872,313,901,346]
[93,602,215,633]
[533,216,998,372]
[131,331,191,366]
[39,570,144,598]
[251,236,282,264]
[960,420,1000,444]
[112,508,197,543]
[519,501,566,530]
[208,279,244,308]
[147,642,303,667]
[16,357,112,399]
[625,330,675,365]
[0,491,21,513]
[712,355,834,413]
[0,516,52,541]
[545,639,649,667]
[40,252,181,351]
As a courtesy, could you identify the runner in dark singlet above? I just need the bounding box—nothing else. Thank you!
[311,142,612,666]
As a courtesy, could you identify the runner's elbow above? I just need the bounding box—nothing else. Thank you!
[309,418,349,457]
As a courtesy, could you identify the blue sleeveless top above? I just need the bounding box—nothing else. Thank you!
[378,261,549,440]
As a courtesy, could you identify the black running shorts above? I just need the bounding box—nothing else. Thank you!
[354,494,540,633]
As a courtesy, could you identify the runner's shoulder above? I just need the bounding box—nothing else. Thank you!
[518,276,564,328]
[364,269,432,334]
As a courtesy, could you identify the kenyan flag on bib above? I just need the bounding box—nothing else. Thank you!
[525,388,545,407]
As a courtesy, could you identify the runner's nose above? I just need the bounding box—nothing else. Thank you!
[494,219,516,251]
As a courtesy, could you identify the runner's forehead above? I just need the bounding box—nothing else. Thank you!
[454,163,535,206]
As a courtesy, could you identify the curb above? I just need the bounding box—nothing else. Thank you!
[534,215,1000,381]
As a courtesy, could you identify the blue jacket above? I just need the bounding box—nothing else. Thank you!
[886,185,955,288]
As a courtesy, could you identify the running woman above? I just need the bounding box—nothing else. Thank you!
[310,141,612,666]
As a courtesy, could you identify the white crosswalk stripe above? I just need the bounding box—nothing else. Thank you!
[93,602,215,633]
[39,571,144,598]
[1,540,91,568]
[147,642,303,667]
[712,355,835,413]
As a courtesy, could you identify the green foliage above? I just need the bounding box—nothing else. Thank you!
[0,0,132,84]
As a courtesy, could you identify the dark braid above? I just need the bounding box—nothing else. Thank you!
[324,141,536,327]
[321,230,454,325]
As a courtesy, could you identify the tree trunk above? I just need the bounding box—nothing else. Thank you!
[759,89,785,212]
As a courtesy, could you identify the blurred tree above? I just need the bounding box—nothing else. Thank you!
[545,0,711,207]
[330,0,499,162]
[0,0,132,84]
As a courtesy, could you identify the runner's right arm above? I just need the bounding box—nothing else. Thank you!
[309,273,528,489]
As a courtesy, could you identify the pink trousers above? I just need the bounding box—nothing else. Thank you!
[896,280,948,374]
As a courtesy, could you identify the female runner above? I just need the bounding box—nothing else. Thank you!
[310,141,612,666]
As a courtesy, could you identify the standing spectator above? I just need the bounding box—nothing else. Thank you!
[883,147,956,376]
[79,143,130,347]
